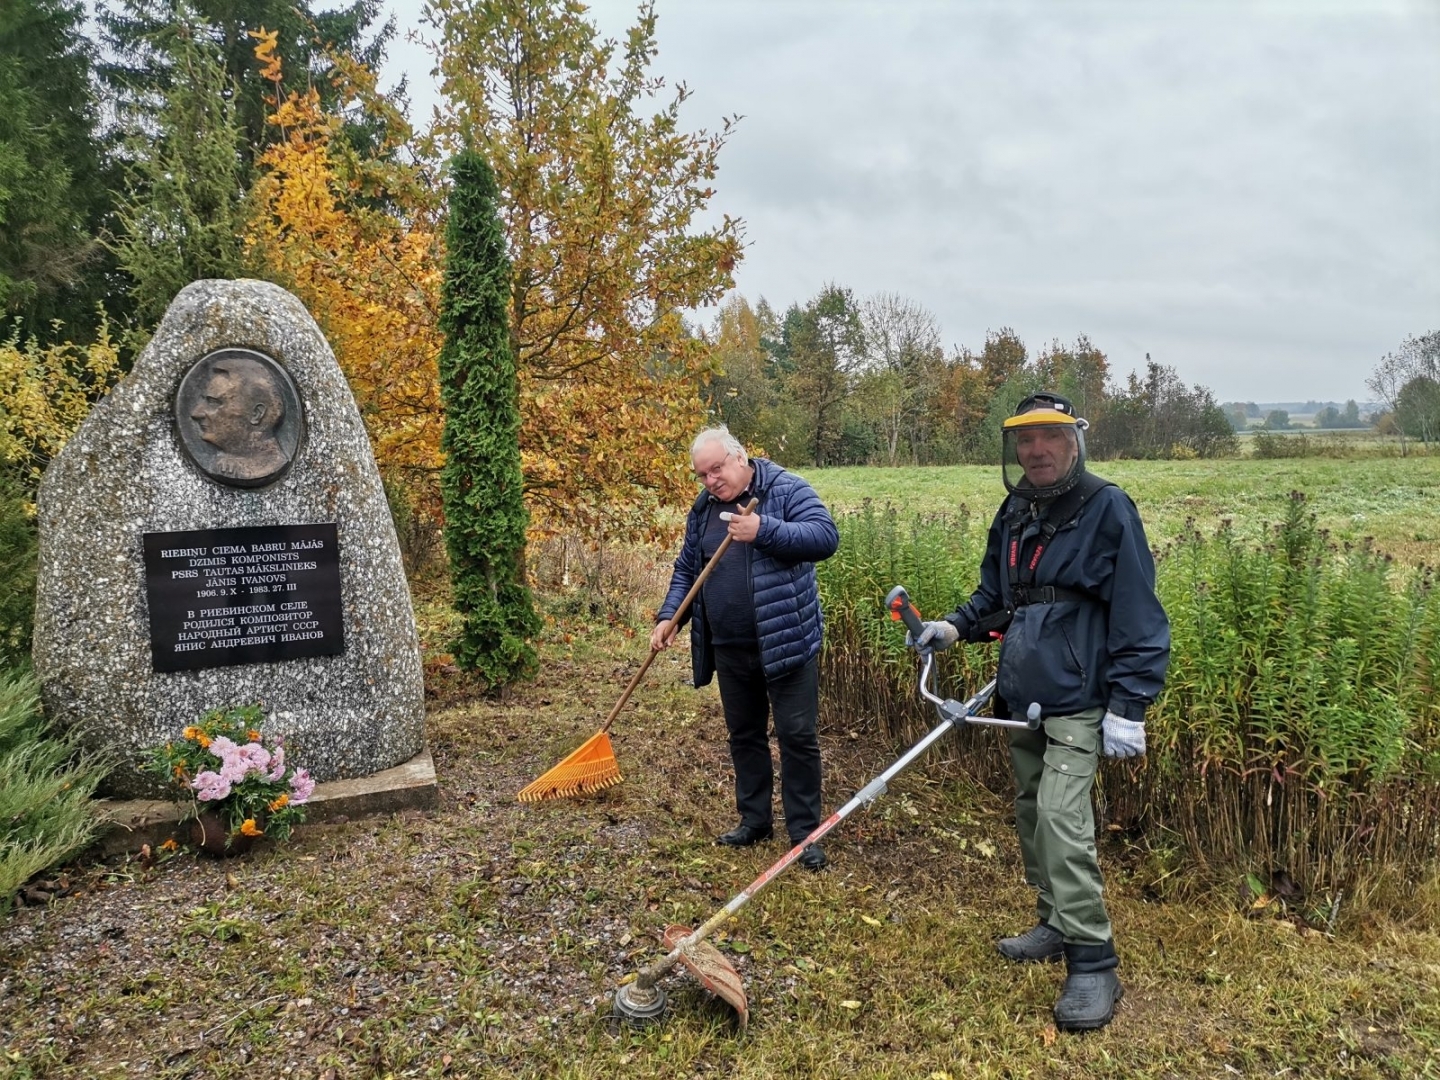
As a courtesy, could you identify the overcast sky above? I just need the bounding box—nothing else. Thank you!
[379,0,1439,403]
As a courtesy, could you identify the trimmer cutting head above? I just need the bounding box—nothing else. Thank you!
[612,981,668,1026]
[611,924,750,1029]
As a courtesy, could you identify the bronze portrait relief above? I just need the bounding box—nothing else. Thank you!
[175,348,304,488]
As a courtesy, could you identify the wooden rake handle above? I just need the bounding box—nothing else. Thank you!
[600,496,759,733]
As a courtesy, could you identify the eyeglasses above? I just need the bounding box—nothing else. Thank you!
[693,452,732,482]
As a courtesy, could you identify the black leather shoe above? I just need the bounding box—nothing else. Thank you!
[715,822,773,847]
[1053,970,1123,1031]
[997,922,1065,963]
[798,843,827,871]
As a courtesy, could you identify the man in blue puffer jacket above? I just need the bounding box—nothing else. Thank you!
[651,427,840,870]
[913,392,1169,1032]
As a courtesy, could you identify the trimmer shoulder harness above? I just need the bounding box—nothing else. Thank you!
[974,472,1115,637]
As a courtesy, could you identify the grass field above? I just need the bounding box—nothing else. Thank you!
[805,456,1440,566]
[3,641,1438,1078]
[4,454,1440,1077]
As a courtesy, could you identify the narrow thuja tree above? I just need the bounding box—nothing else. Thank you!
[438,150,539,684]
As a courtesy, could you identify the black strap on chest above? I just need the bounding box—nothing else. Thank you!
[966,472,1115,638]
[1002,471,1114,607]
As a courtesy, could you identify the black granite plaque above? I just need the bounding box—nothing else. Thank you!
[142,523,344,672]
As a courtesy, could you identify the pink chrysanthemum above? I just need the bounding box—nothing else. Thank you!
[288,768,315,805]
[192,770,232,802]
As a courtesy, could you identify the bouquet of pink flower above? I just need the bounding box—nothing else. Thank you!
[147,704,314,848]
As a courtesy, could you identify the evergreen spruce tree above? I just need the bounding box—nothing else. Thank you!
[438,150,539,685]
[107,5,249,332]
[0,0,116,341]
[99,0,393,179]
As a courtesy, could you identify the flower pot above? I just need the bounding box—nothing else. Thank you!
[189,811,256,857]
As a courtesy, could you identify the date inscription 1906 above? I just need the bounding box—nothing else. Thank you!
[142,523,344,672]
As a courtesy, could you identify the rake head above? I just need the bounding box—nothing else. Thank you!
[516,730,622,803]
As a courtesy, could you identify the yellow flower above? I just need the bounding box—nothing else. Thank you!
[268,793,289,812]
[182,726,201,741]
[160,839,179,852]
[239,819,264,837]
[173,764,187,779]
[247,729,261,742]
[197,734,211,748]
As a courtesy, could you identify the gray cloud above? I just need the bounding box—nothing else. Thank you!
[383,0,1439,401]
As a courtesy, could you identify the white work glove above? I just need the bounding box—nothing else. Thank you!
[1102,712,1146,758]
[907,619,959,653]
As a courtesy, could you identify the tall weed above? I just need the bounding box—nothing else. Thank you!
[817,500,1013,790]
[1140,493,1440,903]
[818,491,1440,909]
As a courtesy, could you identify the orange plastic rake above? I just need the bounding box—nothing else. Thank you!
[513,669,643,803]
[517,498,758,803]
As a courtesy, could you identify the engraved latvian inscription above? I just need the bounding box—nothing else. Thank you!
[142,523,343,672]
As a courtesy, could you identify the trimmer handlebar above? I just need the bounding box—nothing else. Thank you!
[885,585,927,640]
[889,584,1042,731]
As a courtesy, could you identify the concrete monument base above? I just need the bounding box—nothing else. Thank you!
[92,747,439,857]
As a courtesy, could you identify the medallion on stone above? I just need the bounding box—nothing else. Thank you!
[175,347,304,488]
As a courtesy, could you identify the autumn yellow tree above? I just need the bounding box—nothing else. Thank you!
[244,30,447,508]
[702,295,778,449]
[0,319,123,658]
[0,321,123,489]
[426,0,743,540]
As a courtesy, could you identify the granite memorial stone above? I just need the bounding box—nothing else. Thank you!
[33,278,425,797]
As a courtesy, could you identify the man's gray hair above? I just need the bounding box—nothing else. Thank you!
[690,426,747,464]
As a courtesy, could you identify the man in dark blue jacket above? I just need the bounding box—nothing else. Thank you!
[913,392,1169,1032]
[651,427,840,870]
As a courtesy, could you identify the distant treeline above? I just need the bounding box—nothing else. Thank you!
[1222,402,1371,432]
[700,290,1237,467]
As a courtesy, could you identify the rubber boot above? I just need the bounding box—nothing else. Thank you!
[996,921,1064,963]
[1054,941,1122,1032]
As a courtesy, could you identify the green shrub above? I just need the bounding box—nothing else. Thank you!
[0,467,37,668]
[437,149,538,685]
[1248,431,1367,459]
[1,668,109,914]
[1250,431,1306,458]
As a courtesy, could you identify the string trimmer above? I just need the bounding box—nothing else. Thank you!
[609,585,1043,1028]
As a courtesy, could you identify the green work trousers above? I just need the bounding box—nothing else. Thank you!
[1007,706,1112,946]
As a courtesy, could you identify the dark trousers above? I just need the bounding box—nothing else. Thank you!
[712,646,823,842]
